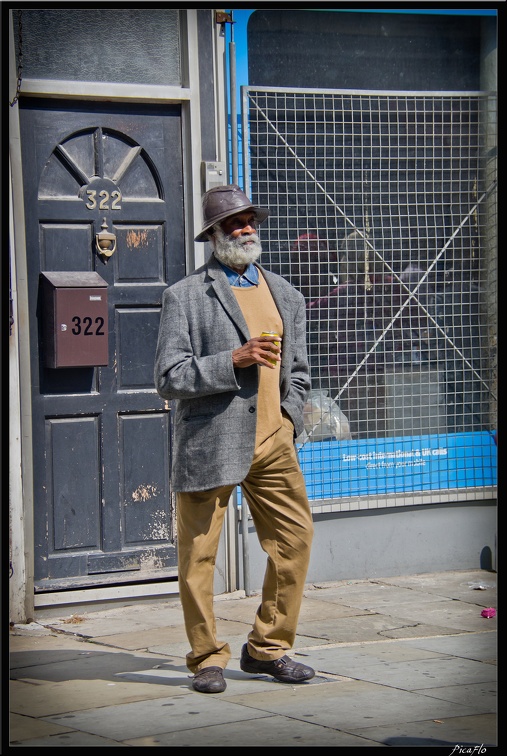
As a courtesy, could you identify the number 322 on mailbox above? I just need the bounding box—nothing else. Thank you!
[40,271,109,368]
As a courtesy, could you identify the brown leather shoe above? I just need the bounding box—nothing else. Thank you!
[240,644,315,683]
[191,666,227,693]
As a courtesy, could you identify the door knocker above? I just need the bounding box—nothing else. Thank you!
[95,218,117,261]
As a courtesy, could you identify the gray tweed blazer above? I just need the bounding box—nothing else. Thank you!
[154,253,311,492]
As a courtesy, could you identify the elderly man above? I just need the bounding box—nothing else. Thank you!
[154,184,315,694]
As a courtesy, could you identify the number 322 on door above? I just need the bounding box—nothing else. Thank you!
[85,189,122,210]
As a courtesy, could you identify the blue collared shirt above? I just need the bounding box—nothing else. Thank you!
[218,260,259,287]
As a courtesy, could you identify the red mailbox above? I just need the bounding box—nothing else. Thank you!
[41,272,109,368]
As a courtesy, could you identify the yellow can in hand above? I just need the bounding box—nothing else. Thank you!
[260,331,280,365]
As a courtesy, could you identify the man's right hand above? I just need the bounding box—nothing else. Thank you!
[232,335,281,368]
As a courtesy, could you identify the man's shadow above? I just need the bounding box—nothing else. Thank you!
[10,647,192,688]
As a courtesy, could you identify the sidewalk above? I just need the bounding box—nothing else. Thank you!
[9,569,497,748]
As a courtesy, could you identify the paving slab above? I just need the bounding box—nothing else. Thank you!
[296,643,447,676]
[307,571,497,606]
[288,633,334,649]
[442,588,498,608]
[10,677,187,718]
[305,582,451,609]
[400,631,497,663]
[379,571,497,601]
[412,681,497,711]
[10,731,131,746]
[84,626,188,651]
[36,600,186,634]
[216,594,372,622]
[210,593,263,623]
[9,634,120,669]
[9,712,72,743]
[296,612,459,643]
[216,590,384,622]
[350,712,497,747]
[9,623,56,637]
[379,624,474,641]
[222,679,481,730]
[304,586,497,629]
[335,656,497,692]
[40,693,272,741]
[124,714,384,747]
[36,616,166,637]
[10,650,188,684]
[80,619,247,650]
[372,599,498,632]
[291,643,497,695]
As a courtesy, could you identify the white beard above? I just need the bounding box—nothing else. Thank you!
[211,224,263,268]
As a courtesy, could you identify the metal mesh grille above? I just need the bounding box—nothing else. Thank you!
[243,87,497,507]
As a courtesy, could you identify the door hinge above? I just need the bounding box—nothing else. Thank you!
[215,11,233,26]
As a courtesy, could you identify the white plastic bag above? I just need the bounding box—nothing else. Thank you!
[300,389,352,442]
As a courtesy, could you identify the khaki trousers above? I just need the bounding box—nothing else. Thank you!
[176,414,314,673]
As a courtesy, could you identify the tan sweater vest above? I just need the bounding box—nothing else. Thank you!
[232,271,284,446]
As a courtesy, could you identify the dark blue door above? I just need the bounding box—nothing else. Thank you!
[20,100,185,590]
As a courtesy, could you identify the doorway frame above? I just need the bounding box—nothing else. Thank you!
[8,9,231,621]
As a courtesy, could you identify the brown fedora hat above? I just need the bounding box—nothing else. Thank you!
[195,184,269,242]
